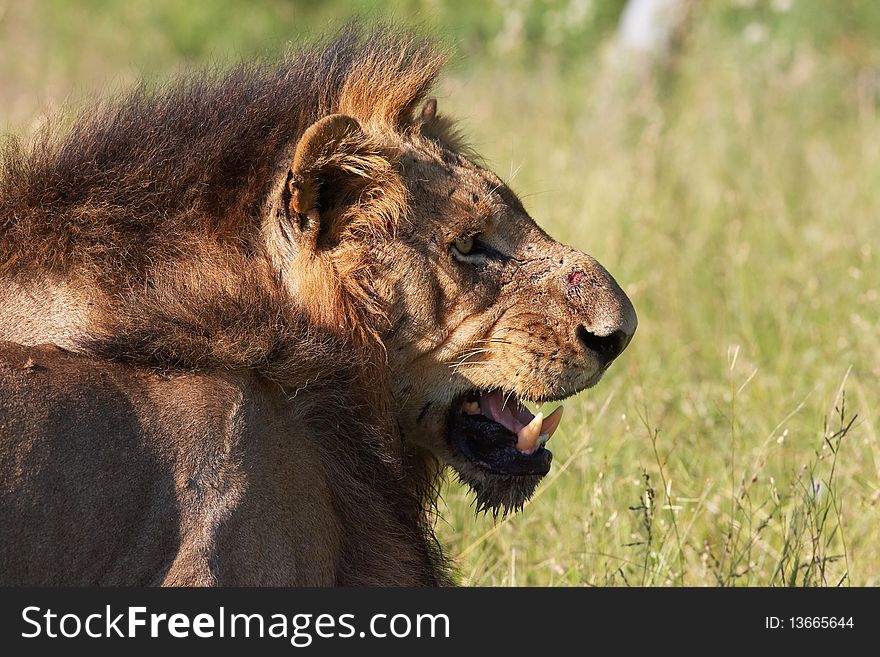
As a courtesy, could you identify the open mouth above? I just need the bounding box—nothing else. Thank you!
[447,390,564,477]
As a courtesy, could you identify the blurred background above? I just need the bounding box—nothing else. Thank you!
[2,0,878,586]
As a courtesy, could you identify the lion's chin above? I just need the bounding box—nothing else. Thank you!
[450,462,547,516]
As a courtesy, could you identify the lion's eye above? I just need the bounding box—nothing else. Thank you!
[453,236,475,255]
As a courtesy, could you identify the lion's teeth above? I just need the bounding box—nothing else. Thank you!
[541,405,564,440]
[516,412,543,453]
[462,400,480,415]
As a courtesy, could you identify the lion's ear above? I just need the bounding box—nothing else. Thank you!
[417,97,439,137]
[420,97,437,123]
[288,114,396,250]
[416,98,468,152]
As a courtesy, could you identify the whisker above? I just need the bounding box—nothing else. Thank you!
[446,348,491,365]
[447,348,492,377]
[473,337,511,346]
[518,188,556,201]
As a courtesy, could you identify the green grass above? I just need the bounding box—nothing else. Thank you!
[2,0,878,586]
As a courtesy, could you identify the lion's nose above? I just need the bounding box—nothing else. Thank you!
[561,257,637,368]
[575,325,632,366]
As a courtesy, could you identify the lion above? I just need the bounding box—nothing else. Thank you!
[0,27,636,584]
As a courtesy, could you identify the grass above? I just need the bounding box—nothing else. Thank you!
[2,0,878,586]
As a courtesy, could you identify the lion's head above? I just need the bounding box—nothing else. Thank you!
[381,120,636,513]
[262,48,636,513]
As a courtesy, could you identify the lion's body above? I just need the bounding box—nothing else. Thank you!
[0,342,444,585]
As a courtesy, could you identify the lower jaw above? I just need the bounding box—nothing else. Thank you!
[446,412,553,477]
[444,412,552,513]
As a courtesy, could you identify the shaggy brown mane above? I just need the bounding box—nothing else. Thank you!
[0,25,450,378]
[0,26,445,277]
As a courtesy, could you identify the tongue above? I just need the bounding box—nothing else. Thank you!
[479,391,534,434]
[476,391,565,455]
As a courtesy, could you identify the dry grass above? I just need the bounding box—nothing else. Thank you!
[434,12,880,584]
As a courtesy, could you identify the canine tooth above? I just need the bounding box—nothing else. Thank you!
[516,412,543,453]
[541,405,565,440]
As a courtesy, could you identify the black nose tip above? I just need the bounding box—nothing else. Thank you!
[575,325,630,364]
